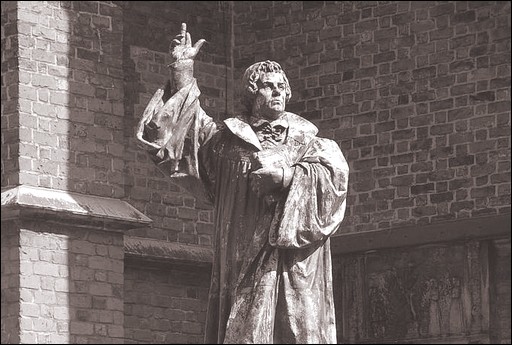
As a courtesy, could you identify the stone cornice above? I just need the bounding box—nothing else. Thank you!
[331,213,511,255]
[127,214,510,265]
[124,236,213,267]
[1,185,151,230]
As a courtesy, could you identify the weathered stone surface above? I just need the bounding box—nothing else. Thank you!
[1,185,151,226]
[335,241,492,343]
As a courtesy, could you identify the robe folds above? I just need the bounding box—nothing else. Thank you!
[136,79,349,344]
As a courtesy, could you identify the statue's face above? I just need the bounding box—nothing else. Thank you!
[252,72,287,120]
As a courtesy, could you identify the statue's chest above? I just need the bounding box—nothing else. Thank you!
[214,134,258,165]
[217,134,303,167]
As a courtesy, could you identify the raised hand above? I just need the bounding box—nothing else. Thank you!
[169,23,206,65]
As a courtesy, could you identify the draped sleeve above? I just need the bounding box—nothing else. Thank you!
[135,79,218,202]
[269,137,349,248]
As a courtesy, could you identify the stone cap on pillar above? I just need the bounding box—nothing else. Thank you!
[1,185,152,230]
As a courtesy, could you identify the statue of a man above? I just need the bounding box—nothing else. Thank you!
[136,23,349,344]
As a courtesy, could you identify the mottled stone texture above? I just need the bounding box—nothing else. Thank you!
[1,1,510,344]
[334,240,493,343]
[491,238,511,343]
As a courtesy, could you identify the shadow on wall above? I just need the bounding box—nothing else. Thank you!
[123,257,210,343]
[64,2,126,342]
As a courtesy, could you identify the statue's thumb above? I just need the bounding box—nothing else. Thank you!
[194,39,207,51]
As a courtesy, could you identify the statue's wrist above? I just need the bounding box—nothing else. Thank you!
[168,59,194,91]
[168,58,194,70]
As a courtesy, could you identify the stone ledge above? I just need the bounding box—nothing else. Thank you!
[126,214,509,264]
[1,185,151,229]
[124,236,213,266]
[331,213,511,255]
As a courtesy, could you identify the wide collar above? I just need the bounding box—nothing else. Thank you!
[248,116,289,131]
[223,112,318,151]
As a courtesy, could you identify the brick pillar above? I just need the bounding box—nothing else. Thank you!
[18,218,124,343]
[1,1,21,342]
[8,1,125,196]
[2,187,150,343]
[1,1,150,344]
[1,221,20,344]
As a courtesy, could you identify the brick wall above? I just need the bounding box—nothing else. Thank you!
[13,1,125,197]
[17,221,124,343]
[1,221,20,344]
[124,259,210,344]
[1,4,20,342]
[232,1,511,232]
[3,1,510,344]
[1,1,19,187]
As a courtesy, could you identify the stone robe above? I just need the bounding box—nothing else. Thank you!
[136,79,349,344]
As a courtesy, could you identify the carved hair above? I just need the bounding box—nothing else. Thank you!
[241,60,292,112]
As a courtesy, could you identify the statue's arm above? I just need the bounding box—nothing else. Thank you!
[136,23,208,148]
[135,24,217,181]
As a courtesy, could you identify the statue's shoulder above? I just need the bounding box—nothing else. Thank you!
[284,112,318,145]
[221,115,247,132]
[285,112,318,135]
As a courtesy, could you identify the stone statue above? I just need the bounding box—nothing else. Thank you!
[136,23,349,344]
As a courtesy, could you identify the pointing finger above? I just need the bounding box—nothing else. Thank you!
[186,32,192,47]
[180,22,186,36]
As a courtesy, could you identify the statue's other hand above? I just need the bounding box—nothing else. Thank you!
[250,150,290,171]
[249,167,284,197]
[170,22,206,63]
